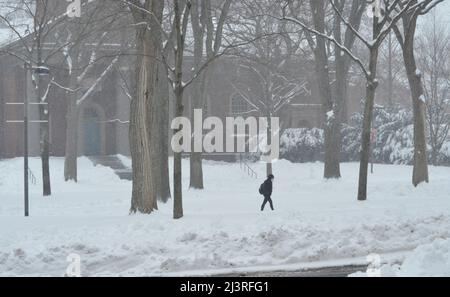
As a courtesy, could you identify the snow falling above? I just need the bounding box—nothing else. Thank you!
[1,0,450,279]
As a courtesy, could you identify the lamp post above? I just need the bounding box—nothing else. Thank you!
[24,65,29,216]
[17,62,49,217]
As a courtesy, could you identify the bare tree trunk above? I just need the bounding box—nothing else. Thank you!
[129,25,157,214]
[190,72,206,190]
[328,55,348,178]
[173,87,184,219]
[336,71,349,124]
[387,32,394,106]
[188,0,231,189]
[145,0,170,203]
[189,0,205,190]
[64,98,79,182]
[189,75,205,189]
[148,101,161,202]
[189,76,205,189]
[331,59,347,176]
[324,118,341,178]
[36,74,51,195]
[156,64,171,202]
[190,152,204,189]
[340,88,349,123]
[358,47,379,201]
[334,0,365,134]
[395,12,429,187]
[32,0,52,196]
[406,61,429,186]
[310,0,341,179]
[40,111,51,195]
[431,147,438,166]
[171,0,192,219]
[63,39,81,183]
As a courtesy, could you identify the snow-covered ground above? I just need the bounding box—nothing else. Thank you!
[1,157,450,276]
[351,238,450,277]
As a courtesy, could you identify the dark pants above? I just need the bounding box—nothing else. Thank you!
[261,195,274,211]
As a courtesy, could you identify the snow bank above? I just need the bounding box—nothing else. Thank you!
[396,239,450,277]
[351,239,450,277]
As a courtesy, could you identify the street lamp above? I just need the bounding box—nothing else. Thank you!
[22,62,50,217]
[34,65,50,76]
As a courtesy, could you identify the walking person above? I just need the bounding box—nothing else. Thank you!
[259,174,274,211]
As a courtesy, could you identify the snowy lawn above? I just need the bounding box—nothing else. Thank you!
[1,157,450,276]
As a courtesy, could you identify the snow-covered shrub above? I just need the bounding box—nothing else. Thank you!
[373,106,414,164]
[280,128,324,162]
[341,112,362,162]
[341,104,415,164]
[280,104,450,166]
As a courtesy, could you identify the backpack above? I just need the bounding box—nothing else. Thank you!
[259,183,264,195]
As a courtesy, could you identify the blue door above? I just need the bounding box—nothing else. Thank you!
[83,111,101,156]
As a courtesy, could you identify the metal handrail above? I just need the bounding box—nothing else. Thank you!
[239,153,258,179]
[28,168,37,185]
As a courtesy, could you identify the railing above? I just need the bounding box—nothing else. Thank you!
[28,168,37,185]
[239,153,258,179]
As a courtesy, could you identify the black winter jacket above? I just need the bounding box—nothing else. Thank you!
[262,179,273,196]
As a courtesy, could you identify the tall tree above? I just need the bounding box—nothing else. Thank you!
[307,0,340,179]
[332,0,366,123]
[114,3,171,203]
[166,0,237,218]
[392,0,444,186]
[287,0,366,179]
[376,30,404,107]
[60,2,123,182]
[145,0,170,203]
[127,0,163,214]
[189,0,207,190]
[154,46,172,202]
[283,0,418,200]
[230,0,309,176]
[170,0,192,219]
[286,0,365,179]
[189,0,232,189]
[417,11,450,166]
[0,0,70,196]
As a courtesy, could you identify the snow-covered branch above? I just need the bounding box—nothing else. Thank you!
[280,15,370,78]
[76,54,120,106]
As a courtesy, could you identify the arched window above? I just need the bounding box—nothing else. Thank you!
[230,93,251,115]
